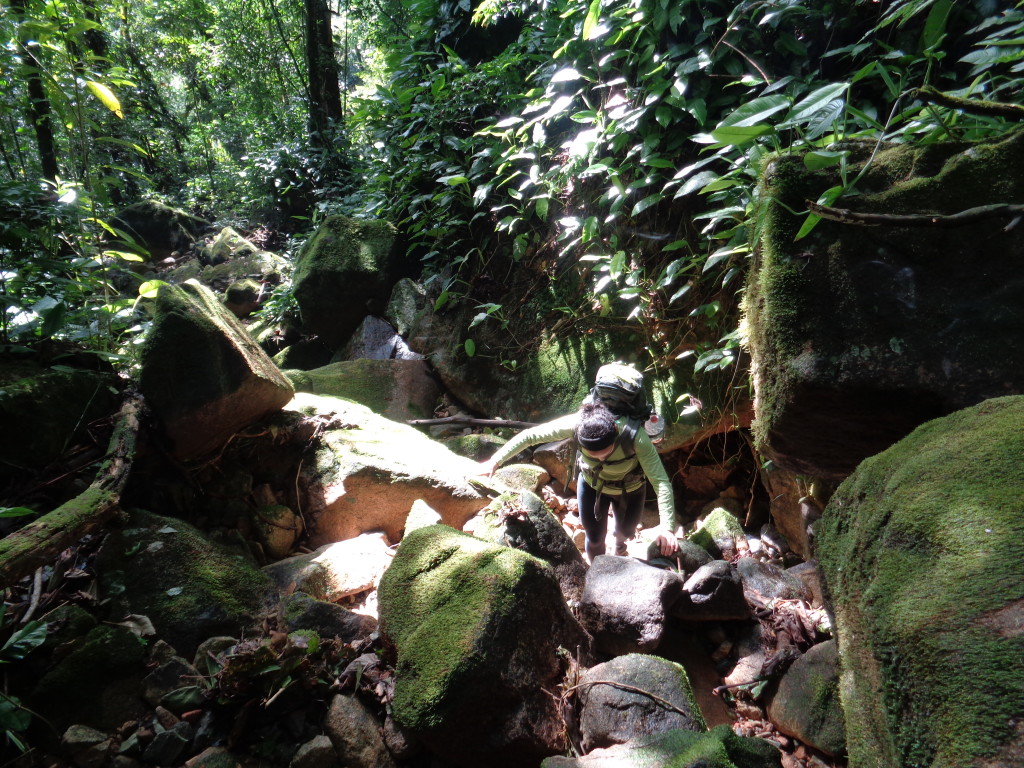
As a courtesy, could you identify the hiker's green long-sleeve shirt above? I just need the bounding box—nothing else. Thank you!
[489,412,677,532]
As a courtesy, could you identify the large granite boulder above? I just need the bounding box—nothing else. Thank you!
[138,279,294,460]
[291,216,412,349]
[377,524,592,768]
[285,358,439,423]
[745,132,1024,479]
[816,395,1024,767]
[286,393,487,545]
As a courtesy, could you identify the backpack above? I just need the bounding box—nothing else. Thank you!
[569,364,662,491]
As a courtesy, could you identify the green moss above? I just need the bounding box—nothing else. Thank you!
[688,507,744,557]
[817,396,1024,767]
[377,524,546,728]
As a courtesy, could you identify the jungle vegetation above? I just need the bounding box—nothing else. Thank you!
[1,0,1022,382]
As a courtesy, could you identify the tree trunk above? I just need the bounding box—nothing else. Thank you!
[10,0,60,182]
[304,0,343,149]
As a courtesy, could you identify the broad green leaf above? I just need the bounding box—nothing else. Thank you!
[85,81,123,118]
[717,95,789,128]
[582,0,602,40]
[631,193,663,216]
[438,175,469,187]
[535,197,549,221]
[788,83,849,123]
[674,170,719,198]
[795,185,844,241]
[138,280,167,299]
[923,0,952,49]
[464,338,476,357]
[103,250,145,263]
[803,151,847,171]
[805,98,846,140]
[0,507,36,519]
[1,621,47,661]
[709,125,773,147]
[551,67,582,83]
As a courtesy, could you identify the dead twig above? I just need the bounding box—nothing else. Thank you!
[561,680,694,718]
[407,415,539,430]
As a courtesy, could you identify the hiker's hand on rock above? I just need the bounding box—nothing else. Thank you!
[653,531,678,556]
[476,459,498,477]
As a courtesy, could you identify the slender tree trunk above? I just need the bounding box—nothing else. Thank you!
[10,0,60,183]
[304,0,343,149]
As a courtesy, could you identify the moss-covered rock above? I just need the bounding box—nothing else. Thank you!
[744,132,1024,479]
[96,509,276,657]
[0,367,117,480]
[138,279,294,459]
[109,200,212,260]
[541,724,781,767]
[688,507,745,558]
[378,524,591,768]
[291,216,411,349]
[285,358,439,423]
[816,395,1024,767]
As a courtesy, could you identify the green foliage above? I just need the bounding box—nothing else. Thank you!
[0,611,48,751]
[354,0,1024,388]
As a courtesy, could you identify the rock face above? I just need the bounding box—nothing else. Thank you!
[138,279,294,460]
[291,216,411,349]
[745,132,1024,479]
[577,654,706,751]
[816,396,1024,767]
[285,358,439,423]
[377,524,592,768]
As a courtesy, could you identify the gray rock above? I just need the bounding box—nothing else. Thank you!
[323,694,396,768]
[264,534,393,601]
[541,725,782,767]
[671,561,750,621]
[289,734,337,768]
[142,721,193,766]
[383,715,422,761]
[280,593,377,643]
[736,557,809,603]
[578,654,705,752]
[578,556,684,655]
[767,639,845,757]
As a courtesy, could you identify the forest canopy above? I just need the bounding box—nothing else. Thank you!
[1,0,1022,375]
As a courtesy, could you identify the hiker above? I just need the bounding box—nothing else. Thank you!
[477,398,679,562]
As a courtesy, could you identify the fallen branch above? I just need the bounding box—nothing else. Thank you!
[407,415,538,430]
[0,391,146,589]
[916,85,1024,121]
[807,200,1024,228]
[561,680,693,718]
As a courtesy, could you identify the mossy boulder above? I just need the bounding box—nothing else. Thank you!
[816,395,1024,767]
[766,639,845,757]
[541,724,781,767]
[0,367,117,480]
[377,524,592,768]
[96,509,276,657]
[109,199,212,260]
[744,131,1024,479]
[285,358,439,423]
[138,279,294,459]
[473,490,587,604]
[291,216,411,349]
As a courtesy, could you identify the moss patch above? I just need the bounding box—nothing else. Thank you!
[816,395,1024,767]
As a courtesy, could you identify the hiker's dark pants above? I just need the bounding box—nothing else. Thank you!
[578,480,646,561]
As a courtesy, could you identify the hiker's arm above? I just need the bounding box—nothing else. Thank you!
[477,413,578,474]
[635,431,678,551]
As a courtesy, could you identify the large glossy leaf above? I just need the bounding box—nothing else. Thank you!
[709,125,773,147]
[716,95,790,128]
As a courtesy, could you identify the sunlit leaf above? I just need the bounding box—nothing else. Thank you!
[583,0,602,40]
[85,80,123,118]
[709,125,773,147]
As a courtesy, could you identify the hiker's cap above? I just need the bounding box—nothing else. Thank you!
[577,428,616,451]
